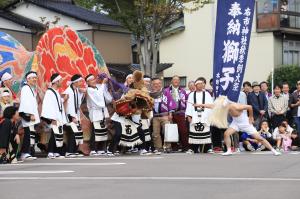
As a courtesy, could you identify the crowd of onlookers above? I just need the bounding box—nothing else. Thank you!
[1,71,300,165]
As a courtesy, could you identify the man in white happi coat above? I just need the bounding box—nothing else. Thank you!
[41,73,68,159]
[19,71,40,160]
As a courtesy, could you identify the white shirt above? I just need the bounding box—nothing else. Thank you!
[86,86,109,122]
[63,85,84,121]
[41,88,67,125]
[185,90,213,125]
[18,84,40,127]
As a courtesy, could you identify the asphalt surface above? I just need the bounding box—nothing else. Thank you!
[1,152,300,199]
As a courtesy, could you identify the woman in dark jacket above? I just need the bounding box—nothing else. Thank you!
[0,106,20,164]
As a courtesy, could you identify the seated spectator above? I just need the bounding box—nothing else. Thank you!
[0,106,20,164]
[275,123,292,152]
[291,130,300,151]
[258,120,273,148]
[0,89,13,117]
[272,119,293,140]
[241,120,272,152]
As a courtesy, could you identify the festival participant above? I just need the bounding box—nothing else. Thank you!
[164,75,189,152]
[197,96,280,156]
[41,73,68,159]
[110,71,153,155]
[150,78,171,154]
[86,74,112,156]
[185,77,213,154]
[0,90,13,117]
[187,81,196,95]
[0,106,20,164]
[0,72,18,104]
[18,71,40,160]
[63,74,85,158]
[124,74,133,87]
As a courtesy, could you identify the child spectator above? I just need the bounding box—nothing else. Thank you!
[272,119,293,140]
[291,130,300,151]
[275,123,292,152]
[257,120,273,150]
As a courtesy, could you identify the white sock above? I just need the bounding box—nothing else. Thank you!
[227,147,232,153]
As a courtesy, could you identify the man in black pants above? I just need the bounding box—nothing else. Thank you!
[18,71,40,160]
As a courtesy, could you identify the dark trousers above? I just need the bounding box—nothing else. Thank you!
[211,126,224,149]
[21,127,31,154]
[172,114,189,151]
[64,126,78,154]
[108,121,122,153]
[48,130,62,154]
[271,114,285,129]
[89,129,107,152]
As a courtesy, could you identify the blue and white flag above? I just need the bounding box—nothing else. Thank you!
[213,0,255,102]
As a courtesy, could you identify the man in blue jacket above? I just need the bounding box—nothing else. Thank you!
[247,81,268,129]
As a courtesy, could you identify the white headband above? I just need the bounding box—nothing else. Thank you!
[67,77,83,86]
[1,72,12,82]
[86,75,95,82]
[1,91,10,97]
[195,80,204,85]
[26,73,37,79]
[144,78,151,81]
[51,75,62,84]
[126,74,133,80]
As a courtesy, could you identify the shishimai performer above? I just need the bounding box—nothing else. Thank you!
[85,74,112,156]
[195,96,281,156]
[64,74,85,158]
[185,77,213,153]
[41,73,68,159]
[18,71,40,160]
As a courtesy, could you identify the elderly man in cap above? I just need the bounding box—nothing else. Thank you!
[247,81,268,129]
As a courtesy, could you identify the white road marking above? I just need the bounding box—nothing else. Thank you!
[0,163,126,166]
[1,176,300,181]
[0,170,74,175]
[63,157,163,160]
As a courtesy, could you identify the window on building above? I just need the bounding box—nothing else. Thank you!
[163,76,187,88]
[283,40,300,65]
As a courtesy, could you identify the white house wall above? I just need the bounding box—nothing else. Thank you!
[160,2,275,85]
[11,3,92,30]
[0,17,32,32]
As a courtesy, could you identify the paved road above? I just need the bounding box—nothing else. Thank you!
[1,152,300,199]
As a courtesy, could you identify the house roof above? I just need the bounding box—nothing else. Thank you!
[131,63,173,74]
[0,10,45,30]
[5,0,122,27]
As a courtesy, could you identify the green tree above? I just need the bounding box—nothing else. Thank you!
[0,0,15,8]
[267,65,300,91]
[75,0,211,77]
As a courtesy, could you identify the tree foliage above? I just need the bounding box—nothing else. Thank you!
[75,0,211,77]
[267,65,300,91]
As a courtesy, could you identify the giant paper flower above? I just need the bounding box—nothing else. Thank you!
[35,26,109,95]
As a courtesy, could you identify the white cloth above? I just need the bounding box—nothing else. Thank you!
[86,86,109,122]
[1,72,12,82]
[185,91,213,125]
[41,88,67,125]
[63,86,84,121]
[229,112,257,135]
[272,125,293,139]
[18,85,40,127]
[96,84,113,104]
